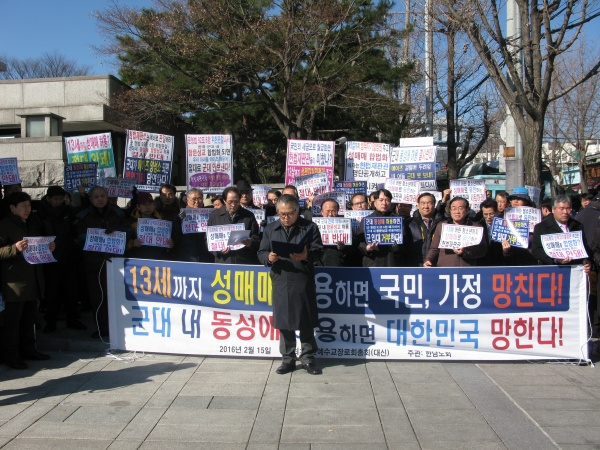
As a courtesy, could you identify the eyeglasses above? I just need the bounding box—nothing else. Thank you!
[352,201,367,206]
[279,211,297,218]
[188,197,203,203]
[226,200,240,205]
[451,206,467,211]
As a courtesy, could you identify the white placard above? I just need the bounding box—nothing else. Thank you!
[104,178,137,199]
[181,208,212,234]
[541,231,589,260]
[312,218,353,246]
[186,134,232,194]
[206,224,246,252]
[504,206,542,233]
[525,185,542,205]
[312,191,346,216]
[450,179,487,206]
[344,210,372,234]
[438,224,484,249]
[384,178,421,204]
[23,236,56,264]
[295,172,330,199]
[137,218,172,248]
[0,158,21,185]
[252,185,271,206]
[344,141,391,192]
[83,228,126,255]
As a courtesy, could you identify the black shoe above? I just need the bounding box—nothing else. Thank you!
[92,330,109,339]
[43,324,57,334]
[7,360,28,370]
[21,350,50,361]
[276,362,296,374]
[66,320,87,331]
[301,362,321,375]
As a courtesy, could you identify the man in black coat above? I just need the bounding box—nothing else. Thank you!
[171,188,214,263]
[258,194,323,375]
[207,186,260,264]
[532,195,591,271]
[407,192,445,266]
[574,196,600,247]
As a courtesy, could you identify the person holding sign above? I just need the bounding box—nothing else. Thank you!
[154,184,180,222]
[507,187,534,207]
[424,197,487,267]
[314,199,351,267]
[407,193,445,266]
[77,186,133,338]
[171,188,214,263]
[207,187,260,264]
[257,194,323,375]
[532,195,591,271]
[127,192,174,260]
[356,189,412,267]
[0,192,54,369]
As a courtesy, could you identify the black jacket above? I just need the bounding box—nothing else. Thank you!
[356,210,413,267]
[37,197,78,262]
[207,206,260,265]
[407,210,445,266]
[574,201,600,247]
[171,211,214,263]
[532,215,590,266]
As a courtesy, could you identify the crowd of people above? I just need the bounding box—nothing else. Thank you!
[0,178,597,373]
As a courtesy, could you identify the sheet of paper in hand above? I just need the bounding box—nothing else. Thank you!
[137,218,172,248]
[363,216,403,245]
[0,158,21,186]
[313,218,352,246]
[84,228,126,254]
[384,178,420,204]
[23,236,56,264]
[181,208,212,234]
[206,224,245,252]
[504,206,541,233]
[227,230,251,247]
[438,224,483,249]
[104,178,136,199]
[490,217,529,248]
[541,231,589,260]
[344,210,372,234]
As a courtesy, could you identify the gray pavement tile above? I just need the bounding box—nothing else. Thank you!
[503,385,592,399]
[1,438,112,449]
[165,365,199,383]
[315,361,368,375]
[19,422,126,439]
[100,361,184,373]
[257,383,289,410]
[549,366,600,388]
[0,404,54,437]
[65,406,141,423]
[0,378,61,391]
[107,441,142,450]
[311,445,389,450]
[160,408,256,426]
[248,409,284,443]
[407,408,490,426]
[526,409,600,427]
[116,407,167,441]
[72,359,113,374]
[73,380,163,395]
[510,397,600,410]
[195,362,272,373]
[289,372,367,384]
[91,371,172,383]
[560,446,600,450]
[411,422,502,442]
[283,408,380,426]
[579,385,600,400]
[287,382,373,398]
[40,405,79,422]
[178,382,266,397]
[208,396,261,410]
[419,442,508,450]
[389,371,457,384]
[395,382,465,397]
[487,373,574,387]
[386,362,447,374]
[140,443,244,450]
[285,395,376,410]
[476,363,557,376]
[145,423,253,442]
[280,425,386,444]
[0,405,29,421]
[244,445,279,450]
[145,381,186,408]
[377,409,419,444]
[401,395,475,410]
[170,395,213,409]
[62,390,156,407]
[189,371,269,384]
[544,426,600,445]
[36,377,96,405]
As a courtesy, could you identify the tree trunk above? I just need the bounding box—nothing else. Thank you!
[579,159,589,194]
[521,116,544,189]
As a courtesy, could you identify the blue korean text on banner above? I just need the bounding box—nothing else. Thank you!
[334,181,368,204]
[124,130,174,193]
[490,217,529,248]
[64,133,116,186]
[364,216,403,245]
[389,146,436,182]
[64,162,98,191]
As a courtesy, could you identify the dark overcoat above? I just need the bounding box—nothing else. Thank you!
[207,206,260,264]
[425,218,488,267]
[356,210,413,267]
[257,217,323,330]
[171,212,214,263]
[532,215,590,265]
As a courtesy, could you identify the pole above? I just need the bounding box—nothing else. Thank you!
[425,0,433,137]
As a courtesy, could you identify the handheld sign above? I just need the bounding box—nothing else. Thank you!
[541,231,589,260]
[23,237,56,264]
[333,181,368,204]
[504,206,541,233]
[295,172,329,200]
[490,217,529,248]
[267,215,280,225]
[312,218,353,246]
[449,179,487,206]
[363,217,403,245]
[64,132,116,186]
[344,141,390,192]
[344,210,372,234]
[312,191,346,216]
[389,145,437,187]
[0,158,21,185]
[64,162,98,191]
[104,178,136,199]
[525,185,541,205]
[252,185,271,206]
[206,224,245,252]
[124,130,174,192]
[84,228,126,255]
[186,134,232,194]
[285,139,335,189]
[247,208,266,231]
[384,178,421,204]
[181,208,212,234]
[438,224,484,249]
[137,218,172,248]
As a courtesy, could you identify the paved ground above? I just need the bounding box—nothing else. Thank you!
[0,320,598,449]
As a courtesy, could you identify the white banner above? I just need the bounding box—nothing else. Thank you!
[295,173,329,199]
[285,139,335,189]
[504,206,542,233]
[137,218,172,248]
[541,231,589,260]
[0,158,21,185]
[344,210,372,234]
[450,179,487,206]
[186,134,233,194]
[345,141,391,192]
[312,218,353,246]
[384,178,421,204]
[438,224,484,249]
[181,208,212,234]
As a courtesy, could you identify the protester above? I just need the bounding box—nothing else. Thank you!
[267,189,281,205]
[314,199,349,266]
[212,195,224,210]
[356,189,412,267]
[171,188,214,263]
[237,180,257,208]
[257,194,323,375]
[580,193,594,211]
[0,184,23,220]
[368,192,377,210]
[495,191,508,217]
[540,198,553,218]
[154,183,180,221]
[395,203,413,219]
[424,197,488,267]
[77,186,133,338]
[477,199,509,266]
[0,192,53,369]
[531,195,591,272]
[349,193,368,210]
[37,186,86,333]
[507,187,532,207]
[127,192,174,260]
[574,194,600,247]
[282,185,313,220]
[206,187,260,264]
[407,192,445,266]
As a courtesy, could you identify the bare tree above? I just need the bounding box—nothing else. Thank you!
[0,51,92,80]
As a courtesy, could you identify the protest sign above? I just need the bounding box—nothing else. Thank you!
[64,133,116,186]
[186,134,233,194]
[295,172,330,199]
[389,146,436,187]
[344,210,372,234]
[384,178,421,204]
[246,208,266,231]
[439,224,484,249]
[181,208,212,234]
[285,139,335,189]
[267,215,280,225]
[64,162,97,191]
[104,178,136,199]
[364,217,403,245]
[313,218,353,246]
[334,181,368,204]
[251,185,271,206]
[83,229,126,255]
[450,179,487,206]
[420,180,437,190]
[525,185,542,205]
[504,206,542,233]
[206,224,246,252]
[124,130,174,192]
[490,217,529,248]
[312,191,346,216]
[23,237,56,264]
[344,141,390,192]
[541,231,589,260]
[0,158,20,185]
[137,218,172,248]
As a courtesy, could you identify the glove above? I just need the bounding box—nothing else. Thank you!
[336,241,346,251]
[260,220,267,228]
[391,242,399,253]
